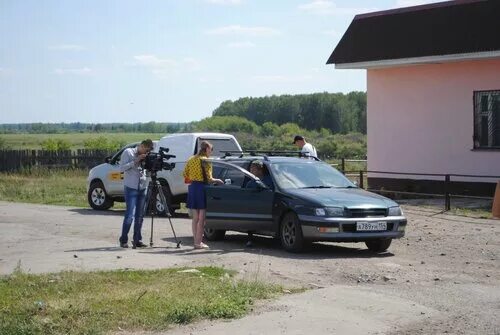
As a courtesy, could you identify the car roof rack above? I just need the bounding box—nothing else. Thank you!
[222,150,320,161]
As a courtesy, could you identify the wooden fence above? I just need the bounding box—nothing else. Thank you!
[0,149,115,172]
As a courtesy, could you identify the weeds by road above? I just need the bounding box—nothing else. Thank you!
[1,133,164,150]
[0,168,90,207]
[0,266,283,335]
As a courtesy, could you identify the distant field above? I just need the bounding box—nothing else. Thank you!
[1,132,165,149]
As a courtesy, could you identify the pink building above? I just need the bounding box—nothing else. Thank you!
[327,0,500,196]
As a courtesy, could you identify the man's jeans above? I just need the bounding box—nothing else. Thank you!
[120,186,147,244]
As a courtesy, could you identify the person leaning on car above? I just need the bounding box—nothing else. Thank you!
[118,139,154,249]
[293,135,317,159]
[183,141,223,249]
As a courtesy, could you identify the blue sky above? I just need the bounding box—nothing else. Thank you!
[0,0,439,123]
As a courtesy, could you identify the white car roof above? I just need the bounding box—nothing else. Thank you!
[159,132,237,140]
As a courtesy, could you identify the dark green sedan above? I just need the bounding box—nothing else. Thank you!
[203,155,407,253]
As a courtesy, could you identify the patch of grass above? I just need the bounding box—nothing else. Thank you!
[0,267,282,335]
[1,133,164,150]
[447,207,492,219]
[0,168,96,208]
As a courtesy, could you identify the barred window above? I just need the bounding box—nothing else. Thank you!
[474,90,500,149]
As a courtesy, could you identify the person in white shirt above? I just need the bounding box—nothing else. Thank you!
[293,135,317,159]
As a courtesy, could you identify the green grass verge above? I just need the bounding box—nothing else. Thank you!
[1,133,164,150]
[0,267,283,335]
[0,168,89,207]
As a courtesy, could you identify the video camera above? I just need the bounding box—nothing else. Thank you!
[141,147,176,173]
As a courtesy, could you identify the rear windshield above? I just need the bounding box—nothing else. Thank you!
[197,138,240,157]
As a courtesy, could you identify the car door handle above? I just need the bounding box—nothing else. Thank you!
[211,196,222,200]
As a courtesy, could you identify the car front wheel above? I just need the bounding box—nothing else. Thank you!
[204,227,226,241]
[365,239,392,252]
[280,212,305,252]
[88,181,113,210]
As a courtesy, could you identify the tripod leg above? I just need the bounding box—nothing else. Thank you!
[144,184,156,247]
[158,186,181,248]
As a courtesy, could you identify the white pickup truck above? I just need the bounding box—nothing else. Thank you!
[87,133,242,215]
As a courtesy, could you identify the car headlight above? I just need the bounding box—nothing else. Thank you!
[326,207,344,217]
[315,208,326,216]
[388,206,403,216]
[312,207,344,217]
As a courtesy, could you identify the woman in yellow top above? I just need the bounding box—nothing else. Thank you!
[183,141,223,249]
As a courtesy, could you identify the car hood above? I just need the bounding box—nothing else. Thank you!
[285,188,398,208]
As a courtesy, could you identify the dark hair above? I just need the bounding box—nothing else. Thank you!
[141,139,154,150]
[250,160,263,168]
[293,135,305,144]
[198,141,213,156]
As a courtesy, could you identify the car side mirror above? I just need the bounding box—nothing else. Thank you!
[353,180,359,186]
[105,156,111,163]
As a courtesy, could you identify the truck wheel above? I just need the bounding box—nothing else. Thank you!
[88,181,113,210]
[365,239,392,253]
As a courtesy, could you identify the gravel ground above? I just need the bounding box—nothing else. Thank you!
[0,201,498,334]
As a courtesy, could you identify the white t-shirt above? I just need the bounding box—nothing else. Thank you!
[301,143,317,158]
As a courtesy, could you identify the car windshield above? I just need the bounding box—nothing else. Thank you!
[269,161,355,189]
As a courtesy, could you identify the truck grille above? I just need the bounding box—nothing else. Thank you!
[347,208,387,218]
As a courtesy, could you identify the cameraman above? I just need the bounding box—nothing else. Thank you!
[119,139,154,248]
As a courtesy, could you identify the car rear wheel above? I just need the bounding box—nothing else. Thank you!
[280,212,305,252]
[204,228,226,241]
[159,183,176,217]
[365,239,392,252]
[88,181,113,210]
[146,183,175,217]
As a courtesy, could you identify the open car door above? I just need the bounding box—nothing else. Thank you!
[205,161,274,232]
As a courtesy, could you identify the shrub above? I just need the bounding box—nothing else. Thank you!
[83,136,125,151]
[40,138,71,151]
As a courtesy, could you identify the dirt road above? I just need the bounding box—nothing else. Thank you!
[0,201,498,334]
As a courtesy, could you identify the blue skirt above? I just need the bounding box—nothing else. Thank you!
[187,181,206,209]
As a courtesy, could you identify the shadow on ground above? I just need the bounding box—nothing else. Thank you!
[64,233,393,259]
[69,208,189,219]
[137,233,395,260]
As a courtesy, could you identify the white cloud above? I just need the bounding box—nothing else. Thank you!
[48,44,86,51]
[395,0,440,8]
[54,67,92,75]
[251,74,314,83]
[134,54,177,69]
[227,41,256,48]
[205,0,242,5]
[298,1,376,16]
[133,54,201,77]
[205,25,281,37]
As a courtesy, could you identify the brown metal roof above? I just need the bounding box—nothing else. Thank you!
[327,0,500,66]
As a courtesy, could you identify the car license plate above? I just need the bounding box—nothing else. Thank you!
[356,221,387,231]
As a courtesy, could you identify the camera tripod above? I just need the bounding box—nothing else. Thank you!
[143,172,181,248]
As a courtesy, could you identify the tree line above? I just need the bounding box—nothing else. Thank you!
[191,116,366,159]
[212,91,366,134]
[0,92,367,158]
[0,122,188,134]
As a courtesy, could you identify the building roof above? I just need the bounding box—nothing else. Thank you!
[327,0,500,69]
